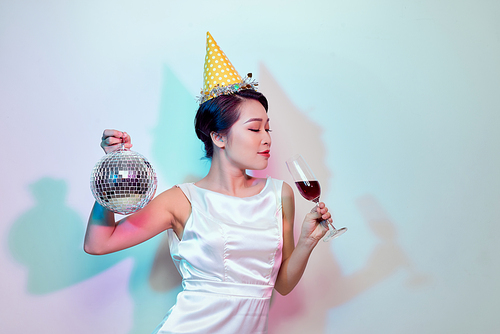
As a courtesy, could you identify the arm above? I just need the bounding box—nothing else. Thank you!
[84,186,190,255]
[274,182,331,295]
[84,129,190,255]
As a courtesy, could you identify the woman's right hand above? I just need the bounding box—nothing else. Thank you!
[100,129,133,154]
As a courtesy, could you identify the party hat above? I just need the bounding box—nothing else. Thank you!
[198,32,258,104]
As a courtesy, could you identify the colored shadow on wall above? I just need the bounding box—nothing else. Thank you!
[8,177,125,294]
[147,64,211,294]
[6,64,428,334]
[6,64,206,334]
[253,65,429,334]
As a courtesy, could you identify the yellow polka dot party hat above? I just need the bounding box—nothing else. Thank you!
[198,32,258,104]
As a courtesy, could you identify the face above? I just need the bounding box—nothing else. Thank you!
[221,99,272,170]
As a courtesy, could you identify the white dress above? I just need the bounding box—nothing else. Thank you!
[152,177,284,334]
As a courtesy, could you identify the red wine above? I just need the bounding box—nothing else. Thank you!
[295,180,321,201]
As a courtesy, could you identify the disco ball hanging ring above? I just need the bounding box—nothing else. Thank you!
[90,145,157,215]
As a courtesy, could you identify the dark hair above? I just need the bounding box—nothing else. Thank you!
[195,89,268,158]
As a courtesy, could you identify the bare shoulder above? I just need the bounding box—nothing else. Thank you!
[280,181,296,255]
[155,185,189,201]
[281,181,295,201]
[153,186,191,224]
[281,181,295,222]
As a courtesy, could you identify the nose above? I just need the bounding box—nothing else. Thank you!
[262,131,271,147]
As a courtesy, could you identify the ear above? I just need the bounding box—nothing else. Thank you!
[210,131,225,149]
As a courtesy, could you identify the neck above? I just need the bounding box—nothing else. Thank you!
[198,152,255,196]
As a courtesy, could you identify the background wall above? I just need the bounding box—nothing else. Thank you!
[1,1,499,333]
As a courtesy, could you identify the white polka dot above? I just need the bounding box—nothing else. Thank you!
[224,74,227,77]
[215,60,218,63]
[210,64,213,67]
[218,65,221,68]
[227,79,230,82]
[221,69,225,73]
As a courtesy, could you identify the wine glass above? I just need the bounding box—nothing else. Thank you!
[286,154,347,242]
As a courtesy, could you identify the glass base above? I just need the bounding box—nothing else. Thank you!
[323,226,347,242]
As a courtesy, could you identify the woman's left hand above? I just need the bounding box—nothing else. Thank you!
[299,202,331,244]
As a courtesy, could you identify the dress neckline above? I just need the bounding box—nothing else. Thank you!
[191,176,270,199]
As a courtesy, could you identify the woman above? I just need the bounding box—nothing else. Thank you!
[85,33,332,334]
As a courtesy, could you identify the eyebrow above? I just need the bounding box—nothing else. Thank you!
[243,118,270,124]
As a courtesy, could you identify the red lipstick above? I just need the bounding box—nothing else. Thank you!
[258,150,270,158]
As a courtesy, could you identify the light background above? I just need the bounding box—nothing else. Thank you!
[1,0,499,333]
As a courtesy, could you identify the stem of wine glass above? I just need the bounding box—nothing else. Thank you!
[312,199,341,242]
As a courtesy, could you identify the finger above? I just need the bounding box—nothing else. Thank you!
[102,129,131,143]
[121,132,131,144]
[318,207,329,217]
[102,129,123,140]
[102,136,124,146]
[102,143,133,154]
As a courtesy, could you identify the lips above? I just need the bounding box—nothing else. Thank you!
[258,150,270,158]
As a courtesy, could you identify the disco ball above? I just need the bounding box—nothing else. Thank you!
[90,147,157,215]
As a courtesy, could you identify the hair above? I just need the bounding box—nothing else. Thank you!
[194,89,268,159]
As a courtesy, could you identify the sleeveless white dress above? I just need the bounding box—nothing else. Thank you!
[152,177,284,334]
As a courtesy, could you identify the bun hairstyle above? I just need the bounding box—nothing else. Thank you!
[194,89,268,159]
